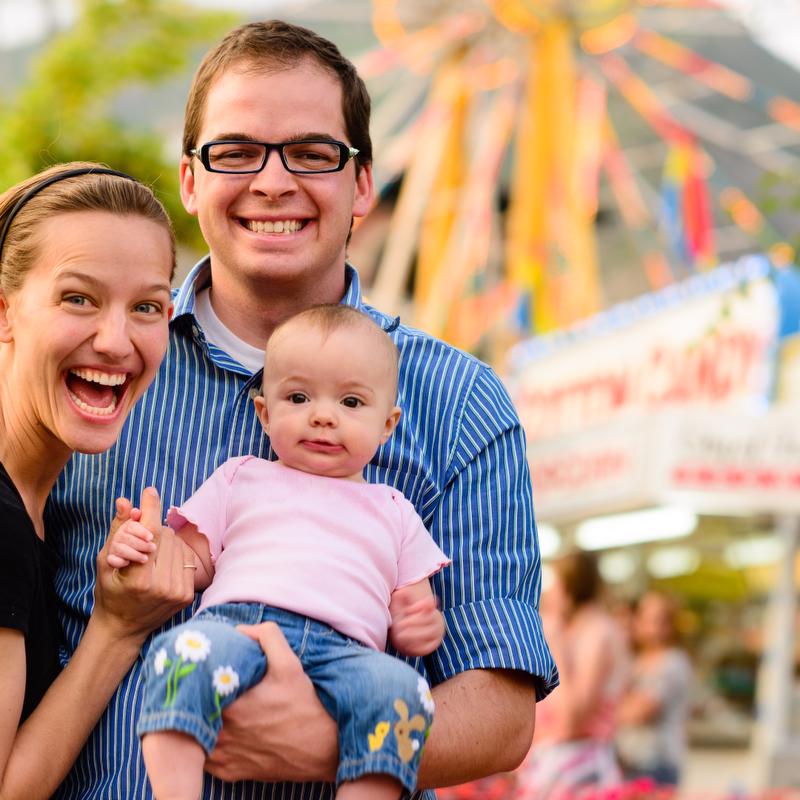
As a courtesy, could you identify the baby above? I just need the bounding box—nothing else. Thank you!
[108,304,449,800]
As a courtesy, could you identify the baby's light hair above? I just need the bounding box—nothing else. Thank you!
[267,305,399,396]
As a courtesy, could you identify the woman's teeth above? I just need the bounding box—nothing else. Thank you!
[69,368,126,386]
[68,392,118,416]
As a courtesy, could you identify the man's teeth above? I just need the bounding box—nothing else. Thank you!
[246,219,303,234]
[68,391,118,416]
[70,368,126,386]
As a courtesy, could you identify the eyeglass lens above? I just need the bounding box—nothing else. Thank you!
[206,141,343,173]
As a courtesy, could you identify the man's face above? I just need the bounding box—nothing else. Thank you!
[180,58,373,299]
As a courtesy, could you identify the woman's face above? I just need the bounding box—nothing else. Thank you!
[634,593,674,649]
[0,210,173,455]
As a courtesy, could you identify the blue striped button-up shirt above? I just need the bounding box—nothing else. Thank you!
[48,260,557,799]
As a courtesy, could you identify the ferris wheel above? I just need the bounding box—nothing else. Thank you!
[352,0,800,352]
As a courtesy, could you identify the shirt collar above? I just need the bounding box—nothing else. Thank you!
[171,256,364,324]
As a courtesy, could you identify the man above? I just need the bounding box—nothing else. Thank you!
[49,20,557,799]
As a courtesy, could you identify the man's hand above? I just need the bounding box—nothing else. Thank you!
[204,621,338,784]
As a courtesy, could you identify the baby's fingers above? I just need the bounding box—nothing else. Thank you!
[121,520,157,545]
[109,539,153,565]
[395,597,437,622]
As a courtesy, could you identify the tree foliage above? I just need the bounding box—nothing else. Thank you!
[0,0,237,255]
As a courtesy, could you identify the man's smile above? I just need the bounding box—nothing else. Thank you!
[243,219,305,234]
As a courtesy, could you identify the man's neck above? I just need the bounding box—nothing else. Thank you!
[206,269,347,347]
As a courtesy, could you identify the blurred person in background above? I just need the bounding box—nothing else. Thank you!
[513,550,630,799]
[616,590,693,788]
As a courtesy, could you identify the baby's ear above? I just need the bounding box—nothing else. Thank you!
[381,406,402,444]
[253,394,269,434]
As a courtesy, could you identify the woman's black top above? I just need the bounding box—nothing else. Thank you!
[0,462,62,723]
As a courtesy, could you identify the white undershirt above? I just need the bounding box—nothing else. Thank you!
[193,288,265,374]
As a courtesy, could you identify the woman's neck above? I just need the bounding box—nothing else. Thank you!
[0,396,70,539]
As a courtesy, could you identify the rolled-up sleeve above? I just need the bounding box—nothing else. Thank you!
[424,365,559,701]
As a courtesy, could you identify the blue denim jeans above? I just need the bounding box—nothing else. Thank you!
[137,603,435,792]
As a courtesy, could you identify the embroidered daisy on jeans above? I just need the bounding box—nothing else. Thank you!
[162,629,212,708]
[417,677,435,715]
[212,666,240,697]
[153,648,170,676]
[209,665,240,723]
[174,630,212,662]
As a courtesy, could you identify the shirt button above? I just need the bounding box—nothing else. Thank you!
[248,387,260,399]
[191,324,200,337]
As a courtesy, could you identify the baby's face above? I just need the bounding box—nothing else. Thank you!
[256,323,400,481]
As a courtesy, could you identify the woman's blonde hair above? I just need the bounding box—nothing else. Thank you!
[0,161,175,295]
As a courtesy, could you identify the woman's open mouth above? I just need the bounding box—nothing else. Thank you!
[65,368,130,417]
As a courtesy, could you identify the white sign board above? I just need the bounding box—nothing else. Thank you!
[529,409,800,522]
[507,259,779,443]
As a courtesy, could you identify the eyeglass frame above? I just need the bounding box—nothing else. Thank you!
[189,139,360,175]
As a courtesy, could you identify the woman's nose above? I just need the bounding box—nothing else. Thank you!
[93,310,134,360]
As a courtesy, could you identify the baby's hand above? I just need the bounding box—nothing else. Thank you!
[389,594,445,657]
[107,518,157,569]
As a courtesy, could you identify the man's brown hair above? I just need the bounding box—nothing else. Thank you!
[183,20,372,173]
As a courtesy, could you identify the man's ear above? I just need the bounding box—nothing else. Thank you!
[179,156,198,216]
[352,162,374,220]
[381,406,402,444]
[253,394,269,435]
[0,291,14,343]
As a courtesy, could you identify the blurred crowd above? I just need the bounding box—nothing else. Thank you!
[440,551,695,800]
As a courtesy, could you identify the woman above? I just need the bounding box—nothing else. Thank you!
[0,162,195,798]
[616,590,693,787]
[514,551,630,800]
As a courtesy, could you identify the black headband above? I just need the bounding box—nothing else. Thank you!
[0,167,138,265]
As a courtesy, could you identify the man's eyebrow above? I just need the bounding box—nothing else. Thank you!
[211,132,341,144]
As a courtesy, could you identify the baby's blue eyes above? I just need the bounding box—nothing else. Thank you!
[286,394,363,407]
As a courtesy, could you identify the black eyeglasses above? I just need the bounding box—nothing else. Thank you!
[190,139,360,175]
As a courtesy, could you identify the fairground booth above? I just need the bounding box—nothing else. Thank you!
[505,255,800,788]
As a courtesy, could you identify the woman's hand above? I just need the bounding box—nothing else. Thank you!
[94,487,196,644]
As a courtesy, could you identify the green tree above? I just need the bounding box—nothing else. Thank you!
[0,0,237,255]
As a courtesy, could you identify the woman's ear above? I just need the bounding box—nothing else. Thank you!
[0,291,14,343]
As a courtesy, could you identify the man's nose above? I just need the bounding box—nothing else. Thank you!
[248,149,297,198]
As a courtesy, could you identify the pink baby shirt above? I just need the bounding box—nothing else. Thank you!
[167,457,450,651]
